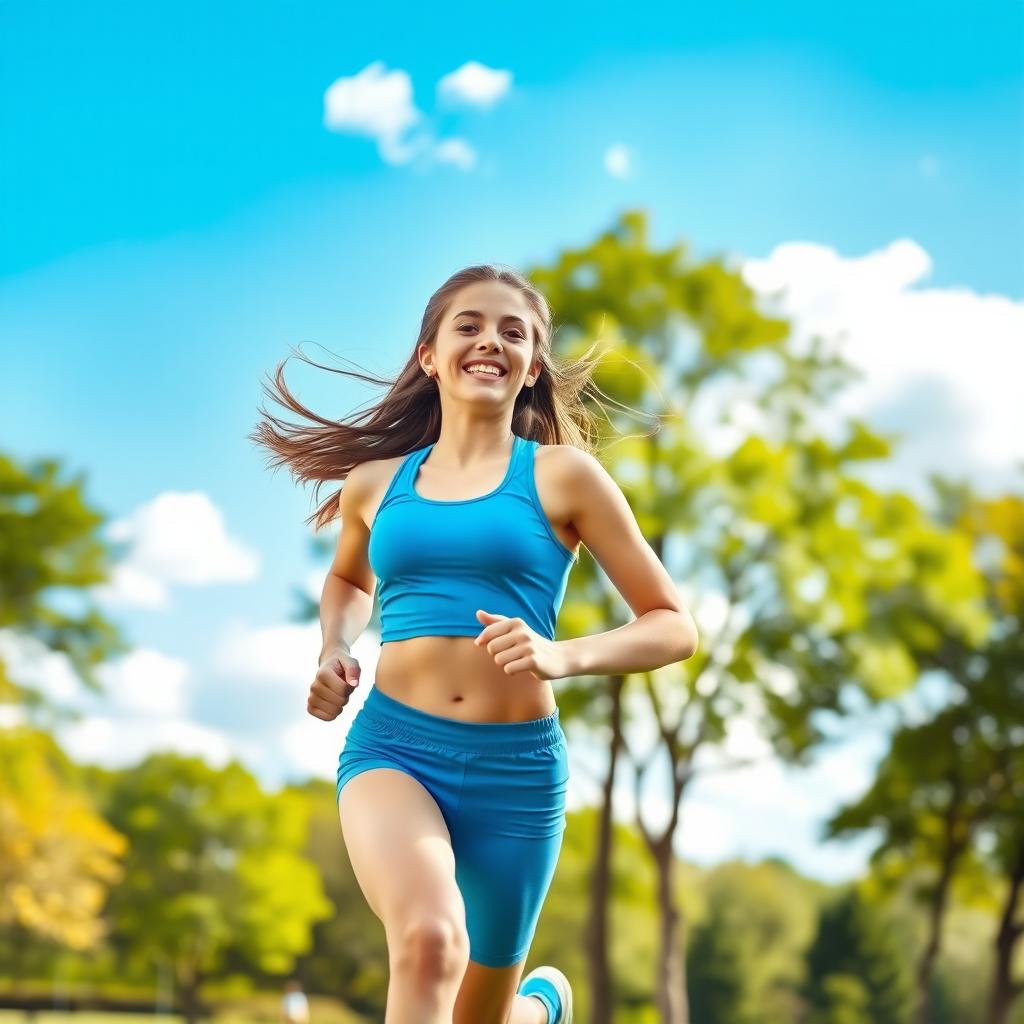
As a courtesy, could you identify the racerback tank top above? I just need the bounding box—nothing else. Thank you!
[367,432,578,644]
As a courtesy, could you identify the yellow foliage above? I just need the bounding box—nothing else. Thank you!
[0,727,127,949]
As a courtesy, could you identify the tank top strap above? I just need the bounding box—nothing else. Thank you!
[505,433,537,495]
[378,442,432,511]
[398,442,434,493]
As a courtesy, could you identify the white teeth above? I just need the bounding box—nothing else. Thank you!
[464,364,503,376]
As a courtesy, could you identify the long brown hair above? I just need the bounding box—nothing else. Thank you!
[249,263,631,531]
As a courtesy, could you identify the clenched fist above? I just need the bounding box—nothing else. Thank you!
[308,645,361,721]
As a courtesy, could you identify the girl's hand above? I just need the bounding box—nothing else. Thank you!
[473,609,571,681]
[308,645,361,721]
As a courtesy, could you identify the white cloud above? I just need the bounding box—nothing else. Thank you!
[691,239,1024,501]
[0,627,237,767]
[432,138,478,171]
[436,61,512,109]
[95,648,189,717]
[603,144,633,179]
[0,631,191,721]
[323,61,432,166]
[748,240,1024,475]
[248,630,383,780]
[98,562,168,609]
[0,629,84,705]
[211,619,324,686]
[93,491,260,609]
[323,60,506,171]
[60,714,237,769]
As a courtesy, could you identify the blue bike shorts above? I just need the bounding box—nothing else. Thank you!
[335,683,569,968]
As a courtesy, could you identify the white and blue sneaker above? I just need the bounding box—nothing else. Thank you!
[518,965,573,1023]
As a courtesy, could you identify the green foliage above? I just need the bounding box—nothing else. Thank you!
[804,885,915,1024]
[807,973,872,1024]
[689,860,823,1023]
[0,452,130,715]
[687,901,761,1024]
[99,754,332,995]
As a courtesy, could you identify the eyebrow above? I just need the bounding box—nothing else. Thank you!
[452,309,528,330]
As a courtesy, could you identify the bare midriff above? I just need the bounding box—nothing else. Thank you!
[374,637,558,723]
[362,443,577,724]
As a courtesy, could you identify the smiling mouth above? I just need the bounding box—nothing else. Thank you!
[462,366,507,380]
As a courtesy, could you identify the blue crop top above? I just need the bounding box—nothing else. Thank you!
[367,432,578,643]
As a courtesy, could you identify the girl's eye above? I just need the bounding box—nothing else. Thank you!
[458,324,524,340]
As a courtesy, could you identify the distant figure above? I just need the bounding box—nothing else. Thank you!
[281,979,309,1024]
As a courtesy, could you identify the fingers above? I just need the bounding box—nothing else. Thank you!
[316,663,359,698]
[482,633,519,656]
[308,653,363,720]
[311,674,352,702]
[307,694,344,720]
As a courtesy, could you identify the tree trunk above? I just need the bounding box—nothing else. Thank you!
[176,964,204,1024]
[915,807,965,1024]
[653,834,688,1024]
[985,838,1024,1024]
[585,674,625,1024]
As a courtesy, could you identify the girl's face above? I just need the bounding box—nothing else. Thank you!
[422,280,542,402]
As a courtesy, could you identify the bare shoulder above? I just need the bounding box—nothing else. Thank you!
[341,452,408,530]
[534,443,601,486]
[537,443,625,518]
[531,443,603,543]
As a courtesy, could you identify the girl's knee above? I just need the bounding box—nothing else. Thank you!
[390,914,470,981]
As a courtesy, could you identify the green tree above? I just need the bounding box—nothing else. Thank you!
[807,974,872,1024]
[824,483,1023,1024]
[959,492,1024,1024]
[825,702,1004,1024]
[101,753,332,1024]
[804,885,915,1024]
[693,860,823,1023]
[0,452,129,720]
[0,451,130,958]
[522,210,989,1024]
[686,900,759,1024]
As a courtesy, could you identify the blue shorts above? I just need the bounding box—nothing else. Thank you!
[336,684,569,968]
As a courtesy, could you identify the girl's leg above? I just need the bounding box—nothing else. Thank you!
[454,958,548,1023]
[338,767,470,1024]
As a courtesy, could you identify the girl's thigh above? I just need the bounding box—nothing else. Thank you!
[337,766,467,937]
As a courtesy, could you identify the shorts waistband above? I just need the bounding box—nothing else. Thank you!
[358,684,563,754]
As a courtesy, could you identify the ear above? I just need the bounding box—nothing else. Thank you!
[417,343,435,377]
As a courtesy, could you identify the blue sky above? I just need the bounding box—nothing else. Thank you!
[1,0,1022,883]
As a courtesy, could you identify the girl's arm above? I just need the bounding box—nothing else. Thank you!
[554,447,698,676]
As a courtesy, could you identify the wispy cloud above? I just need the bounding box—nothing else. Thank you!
[603,143,634,179]
[696,238,1024,498]
[93,491,260,609]
[323,60,429,165]
[61,714,239,769]
[436,60,512,109]
[323,59,512,171]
